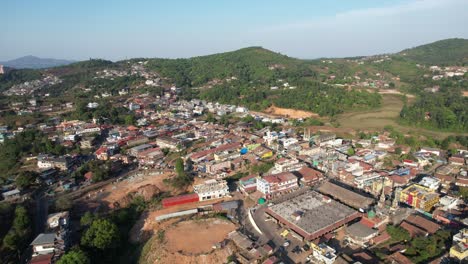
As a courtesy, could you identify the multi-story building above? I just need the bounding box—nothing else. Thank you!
[399,184,440,212]
[193,179,229,201]
[274,158,303,173]
[37,155,71,171]
[450,229,468,261]
[257,172,298,196]
[311,243,337,264]
[156,136,180,150]
[418,176,441,191]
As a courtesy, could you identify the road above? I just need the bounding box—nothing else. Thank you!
[248,205,308,264]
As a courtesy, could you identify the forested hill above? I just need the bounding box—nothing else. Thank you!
[145,47,315,87]
[398,38,468,66]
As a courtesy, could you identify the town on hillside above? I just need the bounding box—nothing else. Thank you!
[0,77,466,264]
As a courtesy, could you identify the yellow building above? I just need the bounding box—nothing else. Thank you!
[450,229,468,261]
[399,184,439,212]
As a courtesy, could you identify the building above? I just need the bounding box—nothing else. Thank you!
[274,158,303,172]
[312,134,336,146]
[257,172,298,196]
[399,184,440,212]
[156,136,180,150]
[193,179,229,201]
[311,243,337,264]
[317,181,374,210]
[450,229,468,261]
[31,233,56,256]
[29,253,53,264]
[265,191,360,241]
[162,193,199,208]
[418,176,441,191]
[297,166,323,186]
[346,221,378,247]
[238,175,257,193]
[37,156,71,171]
[2,189,21,200]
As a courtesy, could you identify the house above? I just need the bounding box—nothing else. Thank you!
[257,172,298,196]
[297,166,323,186]
[37,156,71,171]
[450,229,468,261]
[274,158,303,172]
[47,211,69,230]
[2,189,21,200]
[420,147,442,157]
[418,176,440,191]
[387,252,413,264]
[238,175,257,193]
[156,136,180,150]
[31,233,56,256]
[193,179,229,201]
[346,222,378,247]
[29,253,53,264]
[449,155,465,166]
[404,214,440,235]
[311,243,337,264]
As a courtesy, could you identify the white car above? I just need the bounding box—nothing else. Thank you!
[283,241,290,247]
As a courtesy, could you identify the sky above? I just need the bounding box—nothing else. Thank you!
[2,0,468,61]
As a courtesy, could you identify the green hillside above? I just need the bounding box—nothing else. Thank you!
[399,38,468,65]
[146,47,315,87]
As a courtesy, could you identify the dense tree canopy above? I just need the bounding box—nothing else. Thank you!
[81,219,120,250]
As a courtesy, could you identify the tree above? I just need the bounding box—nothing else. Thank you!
[175,158,185,177]
[13,206,31,234]
[81,219,120,250]
[2,230,20,251]
[395,147,402,155]
[55,197,73,211]
[124,115,135,125]
[347,147,355,156]
[15,171,38,190]
[387,225,410,243]
[57,249,90,264]
[80,212,95,227]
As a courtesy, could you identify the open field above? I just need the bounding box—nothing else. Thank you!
[166,219,236,254]
[336,94,465,138]
[138,218,235,264]
[263,105,319,119]
[337,94,403,130]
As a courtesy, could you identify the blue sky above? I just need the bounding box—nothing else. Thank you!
[2,0,468,61]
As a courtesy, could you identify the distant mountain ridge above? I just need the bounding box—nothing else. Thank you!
[398,38,468,65]
[0,55,76,69]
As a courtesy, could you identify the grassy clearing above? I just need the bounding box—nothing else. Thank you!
[337,94,465,139]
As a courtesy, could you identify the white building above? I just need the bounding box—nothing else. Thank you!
[311,243,337,264]
[30,233,56,256]
[193,179,229,201]
[419,176,441,191]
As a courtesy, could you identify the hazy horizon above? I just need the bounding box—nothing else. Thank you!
[2,0,468,61]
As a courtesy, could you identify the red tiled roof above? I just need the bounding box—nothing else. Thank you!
[30,253,53,264]
[387,252,413,264]
[262,172,297,184]
[405,215,440,234]
[372,231,391,245]
[190,142,240,160]
[298,166,323,182]
[400,221,426,237]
